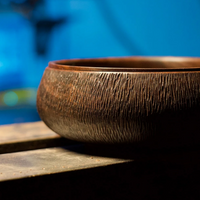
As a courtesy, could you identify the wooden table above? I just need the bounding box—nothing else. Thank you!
[0,122,200,200]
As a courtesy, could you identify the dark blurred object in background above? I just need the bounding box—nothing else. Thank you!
[1,0,200,125]
[0,0,69,124]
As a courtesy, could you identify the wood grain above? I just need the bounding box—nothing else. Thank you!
[37,57,200,147]
[0,121,75,153]
[0,121,57,143]
[0,144,128,182]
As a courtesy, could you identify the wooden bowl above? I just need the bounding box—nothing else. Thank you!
[37,57,200,148]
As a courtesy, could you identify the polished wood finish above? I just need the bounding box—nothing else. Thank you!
[37,57,200,147]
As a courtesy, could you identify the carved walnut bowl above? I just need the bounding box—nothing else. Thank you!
[37,57,200,148]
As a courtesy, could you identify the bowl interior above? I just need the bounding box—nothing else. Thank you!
[49,57,200,72]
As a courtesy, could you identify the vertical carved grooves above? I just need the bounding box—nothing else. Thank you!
[37,68,200,144]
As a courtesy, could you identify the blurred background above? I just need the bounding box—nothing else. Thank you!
[0,0,200,125]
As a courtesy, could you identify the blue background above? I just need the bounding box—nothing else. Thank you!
[0,0,200,124]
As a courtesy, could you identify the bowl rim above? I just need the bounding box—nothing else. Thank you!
[48,56,200,72]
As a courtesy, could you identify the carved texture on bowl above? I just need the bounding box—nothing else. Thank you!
[37,68,200,145]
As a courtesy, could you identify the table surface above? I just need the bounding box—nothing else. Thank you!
[1,121,200,200]
[0,121,130,182]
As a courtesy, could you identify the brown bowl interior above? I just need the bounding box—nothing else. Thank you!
[48,57,200,72]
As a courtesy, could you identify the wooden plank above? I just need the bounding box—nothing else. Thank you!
[0,121,77,153]
[0,144,130,182]
[0,121,58,143]
[1,144,200,199]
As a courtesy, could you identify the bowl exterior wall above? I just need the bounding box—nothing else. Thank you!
[37,68,200,147]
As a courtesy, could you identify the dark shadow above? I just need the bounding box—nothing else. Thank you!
[62,142,200,161]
